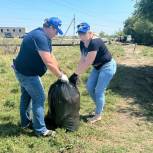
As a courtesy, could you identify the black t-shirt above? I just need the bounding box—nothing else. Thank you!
[80,38,112,69]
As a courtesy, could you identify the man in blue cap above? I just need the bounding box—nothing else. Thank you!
[13,17,69,136]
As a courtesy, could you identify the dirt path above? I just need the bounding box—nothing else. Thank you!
[118,44,153,66]
[104,44,153,152]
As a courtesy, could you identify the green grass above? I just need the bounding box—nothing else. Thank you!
[140,45,153,57]
[0,44,153,153]
[0,38,21,45]
[107,43,125,58]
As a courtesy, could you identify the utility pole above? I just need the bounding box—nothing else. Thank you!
[73,14,76,44]
[60,15,76,44]
[73,14,75,37]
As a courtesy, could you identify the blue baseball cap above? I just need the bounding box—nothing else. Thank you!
[44,17,63,35]
[77,22,90,33]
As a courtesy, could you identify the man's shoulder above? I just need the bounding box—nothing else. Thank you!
[23,28,44,41]
[30,28,46,39]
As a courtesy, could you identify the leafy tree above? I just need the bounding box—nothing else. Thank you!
[114,30,125,37]
[135,0,153,22]
[123,0,153,45]
[124,16,153,45]
[99,31,108,38]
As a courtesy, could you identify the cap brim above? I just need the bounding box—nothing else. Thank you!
[57,28,63,35]
[76,30,87,34]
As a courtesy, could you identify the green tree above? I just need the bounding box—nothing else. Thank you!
[115,30,125,37]
[135,0,153,22]
[124,16,153,45]
[99,31,108,38]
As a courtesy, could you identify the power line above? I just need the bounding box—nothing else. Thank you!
[60,15,76,43]
[52,0,96,18]
[53,0,131,18]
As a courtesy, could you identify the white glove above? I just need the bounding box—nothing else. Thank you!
[60,73,69,83]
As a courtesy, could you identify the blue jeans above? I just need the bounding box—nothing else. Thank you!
[14,69,48,135]
[86,59,117,115]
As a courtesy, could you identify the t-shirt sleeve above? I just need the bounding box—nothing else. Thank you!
[80,41,84,54]
[88,39,99,52]
[33,35,51,52]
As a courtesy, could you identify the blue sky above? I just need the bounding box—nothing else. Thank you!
[0,0,135,35]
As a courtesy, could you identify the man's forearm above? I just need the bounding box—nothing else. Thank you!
[38,51,62,77]
[51,54,59,68]
[47,63,62,78]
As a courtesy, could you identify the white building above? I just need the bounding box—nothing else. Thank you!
[0,27,25,38]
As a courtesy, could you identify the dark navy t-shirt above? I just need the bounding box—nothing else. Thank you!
[14,28,52,77]
[80,38,112,69]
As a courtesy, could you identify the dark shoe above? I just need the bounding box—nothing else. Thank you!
[21,120,33,130]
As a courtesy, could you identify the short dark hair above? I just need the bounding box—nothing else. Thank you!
[43,22,49,28]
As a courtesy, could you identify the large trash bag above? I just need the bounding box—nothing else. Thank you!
[45,80,80,132]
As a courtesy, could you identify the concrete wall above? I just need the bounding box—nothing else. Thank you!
[0,27,25,38]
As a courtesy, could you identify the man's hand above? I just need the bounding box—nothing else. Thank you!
[59,73,69,83]
[69,73,79,86]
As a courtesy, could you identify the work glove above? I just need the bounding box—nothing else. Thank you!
[69,73,79,86]
[59,73,69,83]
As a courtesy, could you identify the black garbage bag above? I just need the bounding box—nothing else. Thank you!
[45,80,80,132]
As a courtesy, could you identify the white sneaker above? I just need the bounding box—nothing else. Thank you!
[87,114,102,124]
[43,130,56,137]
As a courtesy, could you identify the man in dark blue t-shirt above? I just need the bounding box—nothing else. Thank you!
[13,17,69,136]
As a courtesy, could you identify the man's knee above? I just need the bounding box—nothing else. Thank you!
[32,90,46,107]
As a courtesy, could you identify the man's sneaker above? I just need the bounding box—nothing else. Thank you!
[37,130,56,137]
[21,120,33,130]
[87,114,102,124]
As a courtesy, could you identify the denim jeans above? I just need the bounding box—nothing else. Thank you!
[14,69,47,135]
[86,58,117,115]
